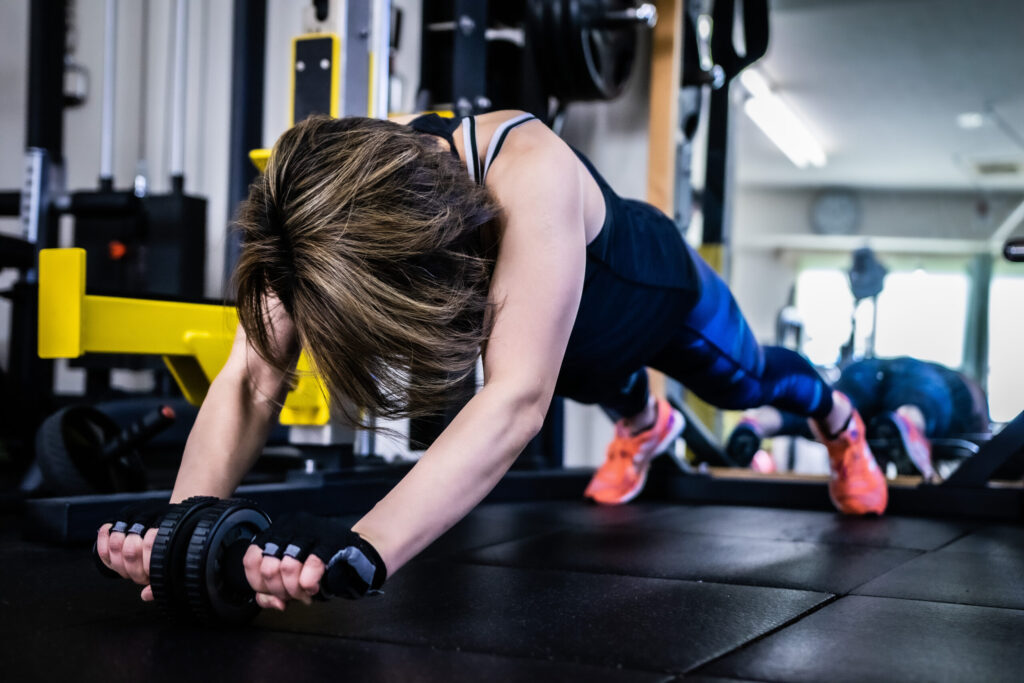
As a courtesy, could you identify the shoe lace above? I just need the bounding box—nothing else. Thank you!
[610,437,634,461]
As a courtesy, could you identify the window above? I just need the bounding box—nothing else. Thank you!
[873,270,969,368]
[794,257,970,369]
[988,273,1024,423]
[793,268,852,366]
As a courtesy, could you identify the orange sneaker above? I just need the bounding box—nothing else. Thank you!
[584,397,685,505]
[811,405,888,515]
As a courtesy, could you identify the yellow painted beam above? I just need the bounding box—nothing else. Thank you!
[37,248,330,425]
[38,248,86,358]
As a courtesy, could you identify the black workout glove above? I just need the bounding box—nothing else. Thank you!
[93,499,184,579]
[251,511,387,600]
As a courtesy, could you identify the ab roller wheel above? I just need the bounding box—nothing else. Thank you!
[146,496,269,624]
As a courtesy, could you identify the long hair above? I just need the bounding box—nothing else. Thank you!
[234,115,500,428]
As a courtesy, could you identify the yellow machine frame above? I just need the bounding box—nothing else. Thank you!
[37,248,330,426]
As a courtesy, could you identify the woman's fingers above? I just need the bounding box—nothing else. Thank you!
[258,556,289,603]
[96,523,113,568]
[280,557,312,604]
[140,585,154,602]
[243,545,268,594]
[255,592,287,611]
[298,555,326,598]
[141,528,157,578]
[120,533,148,585]
[106,529,130,579]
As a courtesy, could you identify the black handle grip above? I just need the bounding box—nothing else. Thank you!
[1004,238,1024,262]
[100,405,176,461]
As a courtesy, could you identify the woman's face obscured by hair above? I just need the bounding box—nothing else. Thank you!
[233,116,500,427]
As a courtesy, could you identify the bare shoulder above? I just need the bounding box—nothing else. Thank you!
[479,111,580,195]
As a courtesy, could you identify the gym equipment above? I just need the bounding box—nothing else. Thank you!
[34,404,175,495]
[37,248,330,425]
[1004,237,1024,262]
[420,1,657,120]
[840,247,887,365]
[526,0,656,103]
[99,497,378,623]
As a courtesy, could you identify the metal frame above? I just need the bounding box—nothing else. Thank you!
[23,468,596,544]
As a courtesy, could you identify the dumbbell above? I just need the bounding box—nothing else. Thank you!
[96,497,375,623]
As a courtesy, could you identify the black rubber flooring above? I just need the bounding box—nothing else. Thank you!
[2,501,1023,682]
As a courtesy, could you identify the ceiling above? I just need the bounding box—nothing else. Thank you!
[734,0,1024,190]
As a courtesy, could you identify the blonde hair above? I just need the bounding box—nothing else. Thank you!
[234,115,500,427]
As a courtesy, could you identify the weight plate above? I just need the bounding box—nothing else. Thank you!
[527,0,639,103]
[183,499,271,623]
[148,496,220,620]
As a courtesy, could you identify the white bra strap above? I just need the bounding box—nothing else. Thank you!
[461,116,481,184]
[481,113,537,181]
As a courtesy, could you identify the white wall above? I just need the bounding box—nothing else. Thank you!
[0,1,30,370]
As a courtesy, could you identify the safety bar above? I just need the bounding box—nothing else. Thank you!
[37,248,330,425]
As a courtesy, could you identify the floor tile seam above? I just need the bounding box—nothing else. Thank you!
[452,556,836,596]
[616,525,950,553]
[837,548,932,596]
[847,588,1024,613]
[260,625,683,678]
[927,527,982,552]
[930,548,1024,558]
[682,593,842,678]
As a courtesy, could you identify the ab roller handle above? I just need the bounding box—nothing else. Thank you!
[93,497,382,623]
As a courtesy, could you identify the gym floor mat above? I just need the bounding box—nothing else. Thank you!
[2,502,1020,681]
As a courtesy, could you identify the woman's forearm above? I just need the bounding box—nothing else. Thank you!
[351,383,545,575]
[170,365,283,502]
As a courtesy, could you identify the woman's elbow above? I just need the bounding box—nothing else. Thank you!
[511,391,550,445]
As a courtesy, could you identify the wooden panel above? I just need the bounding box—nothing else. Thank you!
[646,0,684,397]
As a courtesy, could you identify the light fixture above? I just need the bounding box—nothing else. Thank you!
[739,69,827,169]
[956,111,987,130]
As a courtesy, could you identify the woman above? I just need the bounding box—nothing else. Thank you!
[96,111,885,610]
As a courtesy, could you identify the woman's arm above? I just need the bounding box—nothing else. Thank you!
[171,297,299,501]
[351,127,587,574]
[99,296,298,589]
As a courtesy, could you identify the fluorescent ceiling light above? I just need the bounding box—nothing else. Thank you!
[956,111,986,129]
[739,69,827,169]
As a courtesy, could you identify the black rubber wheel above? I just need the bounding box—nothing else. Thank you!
[149,496,220,620]
[34,406,135,495]
[183,499,270,623]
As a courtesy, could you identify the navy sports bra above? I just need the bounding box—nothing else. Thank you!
[406,112,698,294]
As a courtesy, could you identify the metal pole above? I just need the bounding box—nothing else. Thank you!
[170,0,188,190]
[371,0,391,118]
[223,0,266,288]
[99,0,118,190]
[134,0,150,197]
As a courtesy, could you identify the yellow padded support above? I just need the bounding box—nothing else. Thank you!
[249,149,271,173]
[37,248,330,425]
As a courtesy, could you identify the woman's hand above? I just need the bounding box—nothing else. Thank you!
[96,524,159,600]
[242,547,326,611]
[243,511,387,611]
[94,501,176,601]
